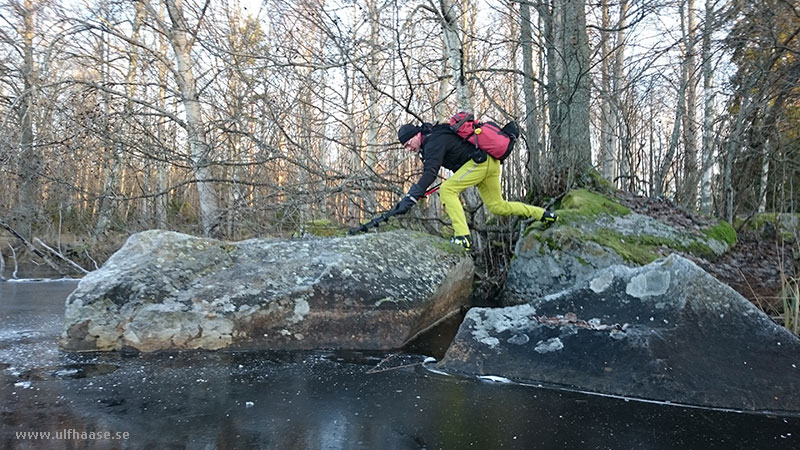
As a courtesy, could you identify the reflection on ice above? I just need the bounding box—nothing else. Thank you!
[1,280,798,450]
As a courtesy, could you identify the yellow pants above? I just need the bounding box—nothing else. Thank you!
[440,157,545,236]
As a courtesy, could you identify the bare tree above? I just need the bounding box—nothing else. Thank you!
[654,0,692,199]
[142,0,222,237]
[699,0,719,214]
[598,0,614,182]
[6,0,42,237]
[436,0,472,113]
[722,0,800,220]
[540,0,592,191]
[519,0,542,195]
[679,0,699,207]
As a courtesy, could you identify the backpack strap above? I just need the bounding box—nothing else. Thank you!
[450,112,474,134]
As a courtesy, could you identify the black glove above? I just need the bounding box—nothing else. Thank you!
[393,195,417,215]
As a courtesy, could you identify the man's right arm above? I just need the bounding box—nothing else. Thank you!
[407,137,445,199]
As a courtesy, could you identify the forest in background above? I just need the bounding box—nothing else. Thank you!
[0,0,798,267]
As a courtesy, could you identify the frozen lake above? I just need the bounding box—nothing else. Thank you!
[1,280,797,449]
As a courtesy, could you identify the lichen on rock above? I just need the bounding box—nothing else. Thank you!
[60,230,473,352]
[503,189,738,306]
[440,254,800,412]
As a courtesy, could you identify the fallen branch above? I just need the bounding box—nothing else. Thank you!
[34,238,89,274]
[0,219,66,276]
[85,249,99,270]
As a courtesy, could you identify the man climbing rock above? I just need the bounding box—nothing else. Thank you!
[392,122,557,250]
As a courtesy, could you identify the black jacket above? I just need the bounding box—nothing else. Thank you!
[407,124,478,199]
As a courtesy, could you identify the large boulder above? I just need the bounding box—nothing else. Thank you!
[60,230,473,352]
[438,254,800,412]
[502,189,736,305]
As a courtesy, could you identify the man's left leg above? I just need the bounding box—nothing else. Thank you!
[477,158,545,220]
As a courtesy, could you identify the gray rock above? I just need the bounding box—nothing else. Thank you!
[439,254,800,412]
[60,230,473,352]
[503,226,626,305]
[503,210,733,306]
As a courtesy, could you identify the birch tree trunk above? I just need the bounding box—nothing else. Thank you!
[164,0,221,237]
[599,0,614,182]
[14,0,40,237]
[612,0,628,189]
[154,1,170,230]
[539,1,561,170]
[654,0,690,198]
[438,0,472,112]
[364,0,380,213]
[520,1,541,195]
[94,1,144,237]
[92,1,113,238]
[434,0,485,243]
[345,64,362,220]
[722,92,757,223]
[756,99,784,213]
[757,140,770,213]
[699,0,715,214]
[679,0,699,208]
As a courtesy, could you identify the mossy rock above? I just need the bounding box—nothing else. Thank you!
[589,229,662,265]
[740,213,799,241]
[521,190,628,235]
[704,221,737,247]
[508,189,739,306]
[527,222,662,265]
[584,168,617,195]
[521,189,736,265]
[560,189,630,219]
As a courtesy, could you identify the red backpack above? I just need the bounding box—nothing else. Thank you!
[449,112,520,162]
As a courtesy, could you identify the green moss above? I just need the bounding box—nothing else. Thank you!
[537,225,707,265]
[585,169,616,195]
[523,221,548,236]
[302,219,345,237]
[417,231,464,255]
[519,227,547,252]
[742,213,799,241]
[746,213,777,231]
[560,189,630,219]
[519,188,739,265]
[523,225,658,265]
[432,239,468,254]
[439,225,455,240]
[685,241,715,258]
[591,229,660,265]
[704,220,737,247]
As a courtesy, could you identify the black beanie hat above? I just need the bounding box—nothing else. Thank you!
[397,124,421,144]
